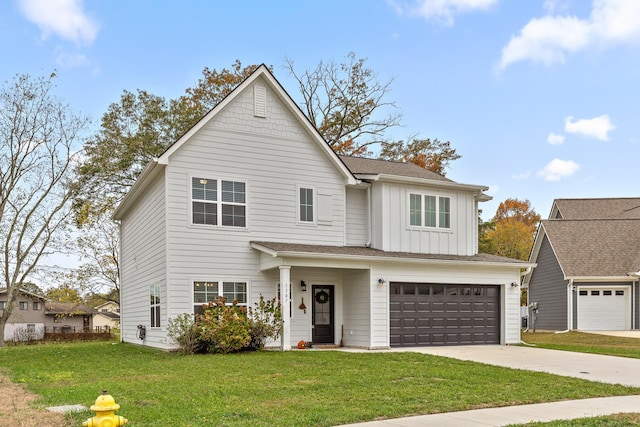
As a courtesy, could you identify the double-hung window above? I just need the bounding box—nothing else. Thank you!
[298,187,315,223]
[33,301,42,311]
[19,301,28,310]
[193,280,248,315]
[409,193,451,229]
[150,283,161,327]
[192,177,246,227]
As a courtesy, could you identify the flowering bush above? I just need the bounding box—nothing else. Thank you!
[249,295,283,350]
[197,297,251,354]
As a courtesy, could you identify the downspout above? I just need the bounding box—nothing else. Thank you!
[555,279,573,334]
[366,185,372,247]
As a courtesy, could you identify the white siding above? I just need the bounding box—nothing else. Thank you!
[372,182,478,256]
[345,187,369,246]
[119,170,167,348]
[342,269,371,347]
[162,78,348,323]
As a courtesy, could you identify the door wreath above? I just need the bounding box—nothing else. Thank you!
[315,290,330,304]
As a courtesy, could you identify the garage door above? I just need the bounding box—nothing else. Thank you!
[577,288,629,330]
[390,283,500,346]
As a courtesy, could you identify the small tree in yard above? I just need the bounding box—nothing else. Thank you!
[197,297,251,354]
[0,72,89,346]
[249,295,283,351]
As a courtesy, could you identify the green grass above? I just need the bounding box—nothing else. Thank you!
[1,342,639,426]
[509,413,640,426]
[521,332,640,359]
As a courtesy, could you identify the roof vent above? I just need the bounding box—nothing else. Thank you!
[254,85,266,118]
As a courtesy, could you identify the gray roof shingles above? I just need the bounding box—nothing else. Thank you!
[554,198,640,220]
[339,155,452,182]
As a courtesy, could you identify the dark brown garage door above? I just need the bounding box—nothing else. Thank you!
[390,283,500,346]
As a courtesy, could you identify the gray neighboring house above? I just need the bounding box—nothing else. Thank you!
[524,198,640,331]
[0,289,46,341]
[45,302,96,332]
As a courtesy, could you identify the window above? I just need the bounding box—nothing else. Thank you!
[591,290,600,296]
[19,301,28,310]
[603,290,612,296]
[192,177,246,227]
[150,283,161,327]
[193,280,248,315]
[32,301,42,311]
[299,187,314,223]
[0,301,6,310]
[27,324,35,333]
[616,290,624,296]
[408,193,451,229]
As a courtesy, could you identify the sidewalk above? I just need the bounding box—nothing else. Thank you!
[343,395,640,426]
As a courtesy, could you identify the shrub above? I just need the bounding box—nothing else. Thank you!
[167,313,201,355]
[197,297,251,354]
[249,295,283,350]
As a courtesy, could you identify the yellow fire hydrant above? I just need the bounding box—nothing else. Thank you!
[82,390,128,427]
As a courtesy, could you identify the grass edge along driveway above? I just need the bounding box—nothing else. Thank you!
[1,341,639,427]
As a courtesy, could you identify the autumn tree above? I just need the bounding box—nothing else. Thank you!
[379,137,461,175]
[46,284,83,303]
[0,72,88,345]
[480,198,541,261]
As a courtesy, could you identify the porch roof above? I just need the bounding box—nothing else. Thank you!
[251,241,534,270]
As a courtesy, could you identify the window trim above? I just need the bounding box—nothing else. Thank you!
[19,301,29,310]
[407,191,452,230]
[33,301,42,311]
[297,185,317,225]
[192,278,249,315]
[150,283,161,328]
[189,174,248,229]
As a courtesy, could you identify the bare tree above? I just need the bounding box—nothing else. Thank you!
[285,52,402,156]
[0,72,89,346]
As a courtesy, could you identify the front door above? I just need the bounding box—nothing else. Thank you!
[312,285,334,344]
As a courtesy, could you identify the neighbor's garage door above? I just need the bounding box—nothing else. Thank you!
[577,288,629,331]
[390,283,500,346]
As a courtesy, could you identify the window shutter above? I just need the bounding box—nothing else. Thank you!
[254,85,266,117]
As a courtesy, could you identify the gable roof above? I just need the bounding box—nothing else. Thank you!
[551,198,640,220]
[114,64,357,220]
[0,288,46,301]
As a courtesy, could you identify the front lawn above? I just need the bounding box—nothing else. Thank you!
[1,342,639,426]
[521,331,640,359]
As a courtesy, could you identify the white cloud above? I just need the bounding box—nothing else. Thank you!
[538,158,580,181]
[498,0,640,70]
[388,0,498,25]
[55,51,90,68]
[19,0,99,45]
[547,133,565,144]
[564,114,615,141]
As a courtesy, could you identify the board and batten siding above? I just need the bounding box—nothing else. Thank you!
[119,170,167,347]
[162,78,349,323]
[371,182,478,256]
[345,187,369,246]
[341,269,371,348]
[528,235,568,330]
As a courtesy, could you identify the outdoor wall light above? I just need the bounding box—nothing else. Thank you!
[378,278,386,286]
[510,282,518,287]
[300,281,307,291]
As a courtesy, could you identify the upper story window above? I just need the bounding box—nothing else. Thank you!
[192,177,246,227]
[19,301,28,310]
[409,193,451,229]
[32,301,42,311]
[0,301,6,310]
[298,187,315,223]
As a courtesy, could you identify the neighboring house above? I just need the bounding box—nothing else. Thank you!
[0,289,46,341]
[113,65,533,350]
[524,198,640,331]
[45,302,96,332]
[93,301,121,330]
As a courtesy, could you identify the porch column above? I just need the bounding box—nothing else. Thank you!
[279,265,291,350]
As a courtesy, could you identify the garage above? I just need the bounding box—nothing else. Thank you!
[390,282,500,346]
[577,288,630,330]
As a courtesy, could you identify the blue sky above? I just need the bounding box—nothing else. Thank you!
[1,0,639,223]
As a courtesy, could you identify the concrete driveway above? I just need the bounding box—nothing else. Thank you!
[379,344,640,388]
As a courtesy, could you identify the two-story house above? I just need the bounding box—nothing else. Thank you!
[114,65,533,350]
[0,289,46,341]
